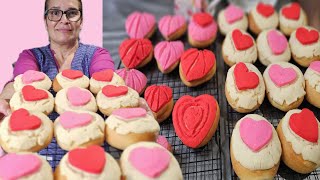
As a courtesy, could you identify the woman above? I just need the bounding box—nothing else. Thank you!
[0,0,114,119]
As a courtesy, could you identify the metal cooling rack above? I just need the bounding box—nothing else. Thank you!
[36,0,320,179]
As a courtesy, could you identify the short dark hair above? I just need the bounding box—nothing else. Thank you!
[44,0,83,18]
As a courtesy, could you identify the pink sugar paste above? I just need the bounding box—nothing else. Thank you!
[158,15,186,37]
[60,111,93,129]
[154,41,184,71]
[115,68,147,94]
[224,4,244,24]
[67,87,92,106]
[22,70,45,84]
[267,30,288,55]
[240,118,273,152]
[0,154,41,179]
[268,64,297,87]
[188,17,217,41]
[125,11,156,38]
[310,61,320,73]
[113,108,147,120]
[128,147,170,178]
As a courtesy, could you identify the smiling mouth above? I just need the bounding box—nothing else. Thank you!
[57,29,72,32]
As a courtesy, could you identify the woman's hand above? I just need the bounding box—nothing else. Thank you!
[0,98,11,120]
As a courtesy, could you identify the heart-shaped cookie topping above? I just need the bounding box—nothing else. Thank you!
[224,4,244,24]
[158,15,186,37]
[62,69,84,79]
[102,85,128,97]
[154,41,184,71]
[67,87,92,106]
[0,154,41,179]
[268,64,297,87]
[9,108,42,131]
[234,63,259,90]
[145,85,173,112]
[232,29,254,50]
[289,108,318,143]
[296,27,319,45]
[68,145,106,174]
[125,11,156,38]
[129,147,170,178]
[22,70,45,84]
[22,85,48,101]
[119,38,153,69]
[172,94,218,148]
[193,12,213,27]
[180,49,215,81]
[257,2,274,17]
[282,2,300,20]
[267,30,288,55]
[113,108,147,121]
[92,69,114,82]
[60,111,93,129]
[240,118,273,152]
[310,61,320,73]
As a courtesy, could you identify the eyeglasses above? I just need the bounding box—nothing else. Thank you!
[45,9,82,22]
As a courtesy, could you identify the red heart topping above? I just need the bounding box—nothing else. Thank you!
[296,27,319,45]
[282,2,300,20]
[9,108,41,131]
[92,69,114,82]
[22,85,48,101]
[102,85,128,97]
[172,94,218,148]
[180,49,216,81]
[289,108,318,143]
[193,12,213,27]
[119,39,153,69]
[61,69,84,79]
[256,2,274,17]
[144,85,173,112]
[234,63,259,90]
[68,145,106,174]
[232,29,254,50]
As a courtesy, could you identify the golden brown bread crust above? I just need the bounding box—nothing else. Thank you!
[152,99,174,123]
[230,134,280,180]
[225,85,261,113]
[105,124,157,150]
[266,92,304,112]
[276,120,318,174]
[305,80,320,108]
[248,11,262,35]
[188,34,217,48]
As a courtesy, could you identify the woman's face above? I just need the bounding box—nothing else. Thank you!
[45,0,82,45]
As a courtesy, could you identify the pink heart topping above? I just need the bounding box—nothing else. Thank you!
[310,61,320,73]
[67,87,92,106]
[60,111,93,129]
[0,154,41,179]
[224,4,244,24]
[267,30,288,55]
[22,70,45,84]
[129,147,171,178]
[113,108,147,121]
[240,118,273,152]
[269,64,297,87]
